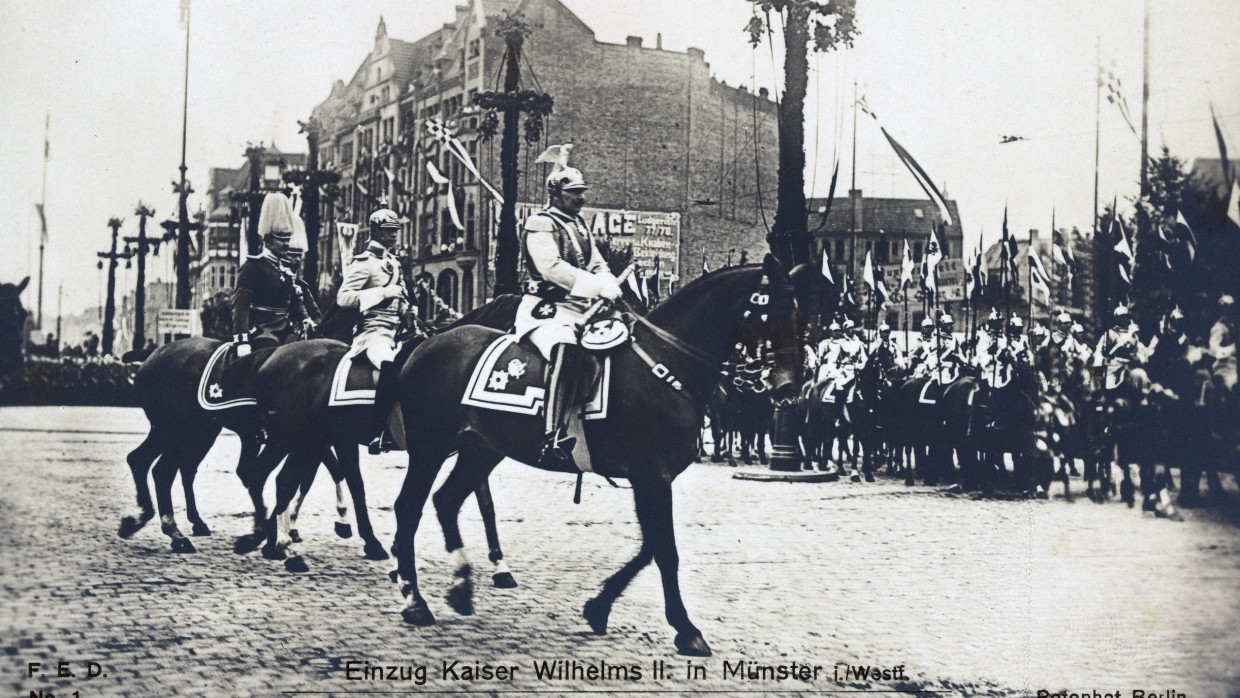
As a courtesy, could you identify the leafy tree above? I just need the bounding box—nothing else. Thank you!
[746,0,858,270]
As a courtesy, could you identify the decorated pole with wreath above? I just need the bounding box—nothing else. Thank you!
[288,118,341,298]
[473,11,553,297]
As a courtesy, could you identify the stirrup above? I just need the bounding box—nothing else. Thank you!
[368,433,396,455]
[538,431,577,469]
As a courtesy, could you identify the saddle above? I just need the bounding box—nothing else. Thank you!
[327,347,408,451]
[462,334,613,471]
[198,341,272,411]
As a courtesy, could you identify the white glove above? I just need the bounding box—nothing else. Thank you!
[598,276,622,301]
[236,343,252,358]
[569,272,621,301]
[383,285,404,299]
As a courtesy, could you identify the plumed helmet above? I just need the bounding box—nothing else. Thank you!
[257,193,295,241]
[547,167,588,193]
[369,208,402,232]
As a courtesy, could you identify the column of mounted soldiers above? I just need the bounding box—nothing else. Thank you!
[781,289,1238,505]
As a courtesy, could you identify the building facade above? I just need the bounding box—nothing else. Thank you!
[307,0,779,312]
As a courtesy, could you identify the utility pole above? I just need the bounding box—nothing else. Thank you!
[1139,0,1150,198]
[474,12,553,297]
[172,0,194,309]
[36,112,50,330]
[124,203,157,351]
[98,218,133,356]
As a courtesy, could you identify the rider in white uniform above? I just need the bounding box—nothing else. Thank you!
[513,152,621,468]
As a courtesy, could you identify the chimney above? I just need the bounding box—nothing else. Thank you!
[656,33,663,50]
[758,87,769,99]
[626,35,642,48]
[687,47,705,61]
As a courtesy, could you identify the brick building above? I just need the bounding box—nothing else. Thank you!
[307,0,778,311]
[981,227,1094,333]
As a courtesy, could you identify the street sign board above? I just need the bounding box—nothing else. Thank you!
[156,309,197,339]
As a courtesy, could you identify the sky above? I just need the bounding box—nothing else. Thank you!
[2,0,1238,320]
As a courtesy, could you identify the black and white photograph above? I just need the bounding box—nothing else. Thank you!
[2,1,1239,696]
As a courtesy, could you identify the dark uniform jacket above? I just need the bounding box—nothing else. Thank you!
[231,251,304,346]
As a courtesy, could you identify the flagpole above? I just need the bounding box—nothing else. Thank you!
[37,112,49,331]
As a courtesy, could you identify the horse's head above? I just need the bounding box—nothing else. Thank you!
[646,254,803,402]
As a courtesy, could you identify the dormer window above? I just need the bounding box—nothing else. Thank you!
[913,208,924,218]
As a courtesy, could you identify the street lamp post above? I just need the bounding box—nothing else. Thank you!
[124,203,160,351]
[98,218,133,356]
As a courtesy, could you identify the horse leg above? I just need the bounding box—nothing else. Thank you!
[181,461,211,537]
[233,443,285,554]
[631,477,710,657]
[433,442,508,616]
[119,430,162,538]
[151,437,205,554]
[393,446,452,627]
[317,447,353,539]
[263,449,317,572]
[474,478,517,588]
[333,442,387,560]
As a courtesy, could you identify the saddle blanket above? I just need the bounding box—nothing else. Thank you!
[461,334,610,420]
[327,351,406,451]
[198,342,258,411]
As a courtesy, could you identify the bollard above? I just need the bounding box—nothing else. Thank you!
[767,396,803,471]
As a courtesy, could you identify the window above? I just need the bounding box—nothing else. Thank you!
[465,198,476,249]
[437,269,459,310]
[341,142,353,166]
[263,164,281,183]
[469,39,480,58]
[381,86,390,103]
[890,241,900,259]
[913,242,923,262]
[834,240,845,261]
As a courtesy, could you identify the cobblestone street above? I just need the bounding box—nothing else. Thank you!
[2,406,1239,697]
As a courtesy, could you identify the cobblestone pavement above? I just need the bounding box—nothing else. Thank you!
[2,406,1240,698]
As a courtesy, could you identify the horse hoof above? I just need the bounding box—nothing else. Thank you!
[492,572,518,589]
[234,534,263,555]
[288,528,302,543]
[261,543,287,561]
[334,522,353,539]
[710,455,722,463]
[363,541,390,561]
[191,522,212,537]
[170,538,196,554]
[583,598,610,635]
[864,473,875,483]
[284,555,309,573]
[118,516,146,539]
[850,473,861,483]
[675,631,713,657]
[446,579,475,616]
[401,602,436,627]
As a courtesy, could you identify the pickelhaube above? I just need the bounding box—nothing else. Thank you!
[547,167,588,193]
[828,321,842,331]
[921,317,934,328]
[369,208,402,231]
[1009,316,1024,328]
[939,314,954,325]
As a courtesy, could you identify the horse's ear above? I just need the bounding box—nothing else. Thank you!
[16,276,29,293]
[761,253,787,281]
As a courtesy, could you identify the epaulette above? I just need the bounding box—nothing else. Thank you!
[523,213,557,233]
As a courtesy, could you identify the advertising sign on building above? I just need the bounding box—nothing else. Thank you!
[513,203,681,291]
[156,309,198,341]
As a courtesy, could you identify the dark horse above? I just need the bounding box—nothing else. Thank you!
[0,277,30,392]
[390,257,804,656]
[237,296,522,576]
[118,293,518,556]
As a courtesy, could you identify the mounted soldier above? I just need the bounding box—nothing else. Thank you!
[232,193,307,355]
[337,207,410,454]
[908,317,937,377]
[514,147,621,469]
[1093,305,1140,392]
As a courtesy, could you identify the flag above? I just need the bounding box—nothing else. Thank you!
[626,267,648,305]
[820,248,834,285]
[840,268,857,315]
[900,240,914,290]
[1029,247,1051,298]
[1174,210,1197,262]
[1230,180,1240,229]
[1100,64,1137,136]
[1211,103,1233,200]
[1052,228,1076,288]
[179,0,190,27]
[701,251,710,276]
[1112,217,1133,262]
[968,245,986,302]
[880,128,953,226]
[649,256,662,304]
[921,228,943,295]
[862,249,875,291]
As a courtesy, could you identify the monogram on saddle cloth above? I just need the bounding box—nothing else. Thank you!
[462,332,616,472]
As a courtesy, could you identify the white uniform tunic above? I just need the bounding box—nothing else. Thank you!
[337,242,406,368]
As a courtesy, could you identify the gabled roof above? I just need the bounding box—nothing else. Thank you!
[808,195,963,238]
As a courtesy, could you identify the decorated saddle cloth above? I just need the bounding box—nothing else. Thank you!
[461,334,612,471]
[198,342,268,411]
[326,349,407,450]
[916,374,961,405]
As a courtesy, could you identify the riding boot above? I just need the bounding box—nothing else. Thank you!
[538,343,586,470]
[368,360,401,455]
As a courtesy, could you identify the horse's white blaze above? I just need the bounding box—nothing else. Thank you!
[492,559,511,575]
